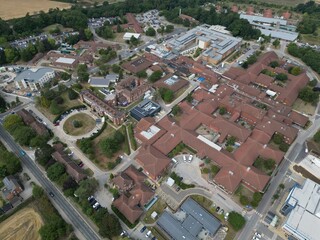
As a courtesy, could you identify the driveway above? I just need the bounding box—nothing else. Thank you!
[171,155,243,213]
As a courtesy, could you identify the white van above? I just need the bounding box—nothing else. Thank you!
[183,155,187,162]
[146,230,152,238]
[172,158,177,164]
[188,155,193,162]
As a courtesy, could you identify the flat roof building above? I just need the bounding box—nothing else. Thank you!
[130,99,161,121]
[123,32,141,40]
[282,179,320,240]
[166,24,241,64]
[157,198,221,239]
[14,67,55,91]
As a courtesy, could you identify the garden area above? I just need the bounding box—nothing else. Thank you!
[143,199,167,224]
[168,142,197,158]
[253,157,276,176]
[77,123,130,170]
[63,113,96,136]
[270,133,290,152]
[235,184,263,208]
[36,86,81,122]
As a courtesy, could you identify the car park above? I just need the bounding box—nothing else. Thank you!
[140,226,147,233]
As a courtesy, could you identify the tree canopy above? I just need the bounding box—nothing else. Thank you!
[228,211,246,231]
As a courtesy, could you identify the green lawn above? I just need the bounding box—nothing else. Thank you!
[63,113,96,136]
[301,28,320,46]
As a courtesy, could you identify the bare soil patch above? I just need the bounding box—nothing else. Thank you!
[0,0,71,20]
[0,207,43,240]
[292,98,316,116]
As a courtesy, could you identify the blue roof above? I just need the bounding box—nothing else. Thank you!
[197,77,205,82]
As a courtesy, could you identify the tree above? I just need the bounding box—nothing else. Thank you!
[265,159,276,170]
[50,100,63,115]
[145,27,156,36]
[63,176,78,192]
[186,93,193,103]
[275,73,288,81]
[314,131,320,143]
[148,70,163,82]
[100,138,119,158]
[272,133,283,145]
[13,126,36,146]
[129,35,139,46]
[219,107,227,115]
[30,135,49,148]
[279,142,290,152]
[74,178,99,200]
[112,64,121,73]
[96,25,114,39]
[68,89,78,100]
[289,66,302,76]
[240,195,250,206]
[3,114,23,132]
[272,39,280,48]
[47,162,66,182]
[159,87,174,103]
[33,185,44,198]
[136,70,147,78]
[172,105,181,116]
[269,61,279,68]
[35,144,54,167]
[308,79,317,87]
[77,64,89,82]
[251,192,263,207]
[73,120,82,128]
[299,87,319,104]
[228,211,246,231]
[60,72,70,80]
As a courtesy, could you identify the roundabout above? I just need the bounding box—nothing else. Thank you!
[63,112,96,136]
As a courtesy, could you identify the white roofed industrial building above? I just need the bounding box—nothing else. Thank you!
[281,179,320,240]
[123,32,141,40]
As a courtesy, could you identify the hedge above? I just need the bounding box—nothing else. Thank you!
[53,105,87,123]
[128,124,137,150]
[88,121,107,140]
[121,126,130,155]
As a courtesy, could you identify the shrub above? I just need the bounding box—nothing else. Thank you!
[279,142,289,152]
[272,133,283,145]
[240,195,250,206]
[251,192,263,207]
[73,120,82,128]
[219,107,227,115]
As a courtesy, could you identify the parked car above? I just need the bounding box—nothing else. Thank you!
[183,155,187,162]
[90,199,97,206]
[216,206,220,212]
[188,155,193,162]
[254,232,262,238]
[145,230,152,238]
[88,195,94,201]
[224,212,229,220]
[140,226,147,233]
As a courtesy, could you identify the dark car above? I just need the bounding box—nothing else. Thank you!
[49,192,54,197]
[216,206,220,212]
[140,226,147,233]
[313,87,320,92]
[90,199,97,206]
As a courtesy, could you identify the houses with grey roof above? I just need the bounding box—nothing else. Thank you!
[14,67,55,91]
[157,198,221,240]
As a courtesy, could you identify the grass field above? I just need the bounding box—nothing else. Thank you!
[0,207,43,240]
[301,28,320,45]
[0,0,71,20]
[43,24,73,33]
[253,0,305,6]
[63,113,96,136]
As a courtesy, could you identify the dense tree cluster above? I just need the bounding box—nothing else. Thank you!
[32,185,73,240]
[148,70,163,82]
[287,43,320,74]
[0,142,22,178]
[99,130,125,158]
[228,211,246,231]
[3,114,49,147]
[159,87,174,103]
[295,1,320,34]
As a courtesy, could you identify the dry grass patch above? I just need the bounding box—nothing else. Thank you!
[63,113,96,136]
[0,0,71,20]
[292,98,316,116]
[143,199,167,224]
[0,207,43,240]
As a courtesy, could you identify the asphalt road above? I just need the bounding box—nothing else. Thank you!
[0,124,101,240]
